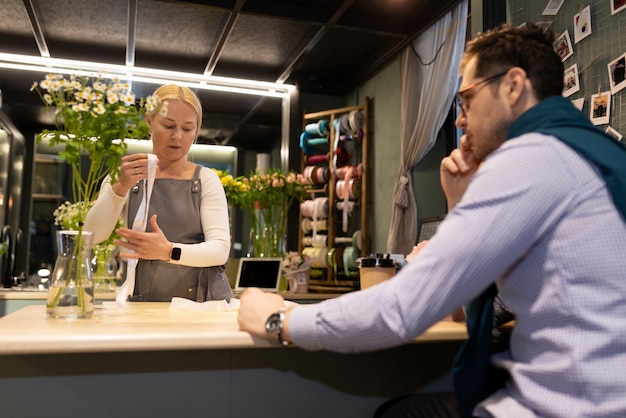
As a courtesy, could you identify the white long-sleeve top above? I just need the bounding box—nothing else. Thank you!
[84,166,230,267]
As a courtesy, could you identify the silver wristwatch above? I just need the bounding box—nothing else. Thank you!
[265,309,290,346]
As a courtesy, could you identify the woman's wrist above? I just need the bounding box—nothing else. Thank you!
[111,182,130,197]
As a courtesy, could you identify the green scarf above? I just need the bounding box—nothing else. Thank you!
[508,95,626,221]
[453,96,626,418]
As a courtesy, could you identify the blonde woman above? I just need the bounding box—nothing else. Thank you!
[85,84,232,302]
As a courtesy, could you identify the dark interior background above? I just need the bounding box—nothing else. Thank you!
[0,0,462,152]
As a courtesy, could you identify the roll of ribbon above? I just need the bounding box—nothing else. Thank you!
[300,234,328,248]
[300,197,328,219]
[300,132,314,155]
[312,234,327,248]
[314,197,329,218]
[342,246,359,277]
[336,179,360,200]
[303,165,318,184]
[334,236,353,245]
[339,114,351,134]
[340,130,363,141]
[335,145,351,166]
[306,137,329,147]
[300,199,316,218]
[327,247,345,280]
[301,218,328,233]
[305,119,329,136]
[303,247,328,268]
[316,166,329,184]
[352,230,362,251]
[348,110,363,132]
[306,154,329,165]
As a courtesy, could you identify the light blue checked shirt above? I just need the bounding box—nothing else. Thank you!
[289,134,626,417]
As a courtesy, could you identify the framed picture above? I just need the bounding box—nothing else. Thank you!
[608,53,626,94]
[590,91,611,126]
[563,64,580,97]
[554,30,574,62]
[571,98,585,111]
[543,0,565,15]
[605,126,623,142]
[611,0,626,15]
[574,6,592,43]
[536,21,554,33]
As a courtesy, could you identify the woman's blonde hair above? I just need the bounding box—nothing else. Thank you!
[147,84,203,137]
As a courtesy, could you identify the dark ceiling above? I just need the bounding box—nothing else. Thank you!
[0,0,462,152]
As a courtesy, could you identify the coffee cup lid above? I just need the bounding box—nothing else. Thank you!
[358,253,396,268]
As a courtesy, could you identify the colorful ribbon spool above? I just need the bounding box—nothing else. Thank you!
[348,110,363,132]
[342,246,359,277]
[303,247,328,268]
[340,130,363,141]
[305,119,329,137]
[306,137,329,147]
[300,197,328,219]
[327,247,345,279]
[335,179,361,200]
[301,218,328,233]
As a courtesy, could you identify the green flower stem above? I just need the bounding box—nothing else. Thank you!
[46,228,90,315]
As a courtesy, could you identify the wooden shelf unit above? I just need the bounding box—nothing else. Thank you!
[298,98,370,291]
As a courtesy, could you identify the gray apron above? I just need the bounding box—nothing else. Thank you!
[126,165,233,302]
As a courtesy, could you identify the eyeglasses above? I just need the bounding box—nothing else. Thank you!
[455,70,509,115]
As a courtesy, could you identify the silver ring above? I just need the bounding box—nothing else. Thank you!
[135,168,139,175]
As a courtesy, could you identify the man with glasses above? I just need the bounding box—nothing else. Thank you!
[238,23,626,417]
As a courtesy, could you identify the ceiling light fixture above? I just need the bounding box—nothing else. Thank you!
[0,53,295,98]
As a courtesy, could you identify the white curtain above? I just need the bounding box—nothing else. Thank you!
[386,0,468,255]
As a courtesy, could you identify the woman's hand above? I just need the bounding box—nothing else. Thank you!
[115,214,172,261]
[111,153,150,197]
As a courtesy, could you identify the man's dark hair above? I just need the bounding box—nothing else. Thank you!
[462,23,564,100]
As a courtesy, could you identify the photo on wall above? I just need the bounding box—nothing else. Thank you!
[536,20,554,33]
[571,97,585,111]
[554,30,573,62]
[608,53,626,94]
[611,0,626,15]
[542,0,565,15]
[605,126,623,142]
[563,64,580,97]
[590,91,611,126]
[574,5,592,44]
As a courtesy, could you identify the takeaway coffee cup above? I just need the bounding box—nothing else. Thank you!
[358,253,396,290]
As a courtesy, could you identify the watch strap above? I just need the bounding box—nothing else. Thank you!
[266,309,290,347]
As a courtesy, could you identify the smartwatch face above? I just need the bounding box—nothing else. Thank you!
[171,247,182,260]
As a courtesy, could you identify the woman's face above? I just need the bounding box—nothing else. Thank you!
[147,99,198,162]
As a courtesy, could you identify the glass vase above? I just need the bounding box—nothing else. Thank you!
[249,204,286,258]
[92,245,117,293]
[46,230,95,319]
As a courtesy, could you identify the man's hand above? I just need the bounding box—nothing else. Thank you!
[440,134,480,210]
[238,288,287,339]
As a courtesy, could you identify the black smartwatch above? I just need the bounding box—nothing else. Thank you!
[170,246,182,262]
[265,309,290,347]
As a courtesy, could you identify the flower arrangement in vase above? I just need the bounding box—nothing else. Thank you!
[31,74,156,317]
[53,200,123,292]
[214,168,310,258]
[282,251,312,293]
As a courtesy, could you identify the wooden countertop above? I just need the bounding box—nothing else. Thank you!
[0,302,468,356]
[0,289,117,300]
[0,288,339,301]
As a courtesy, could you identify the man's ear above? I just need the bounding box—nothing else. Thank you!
[505,67,528,106]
